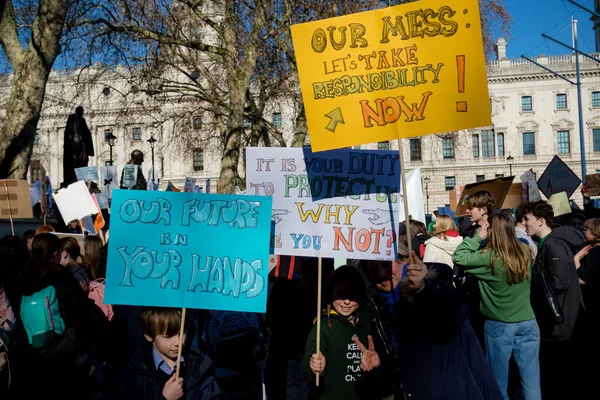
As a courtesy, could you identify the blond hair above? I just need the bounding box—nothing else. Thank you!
[484,211,531,285]
[433,215,457,240]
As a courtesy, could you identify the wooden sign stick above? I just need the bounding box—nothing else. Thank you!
[4,181,14,236]
[175,308,187,379]
[397,139,413,263]
[315,256,323,386]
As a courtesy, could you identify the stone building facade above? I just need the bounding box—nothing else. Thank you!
[4,38,599,211]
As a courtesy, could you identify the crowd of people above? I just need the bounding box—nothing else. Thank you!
[0,189,598,400]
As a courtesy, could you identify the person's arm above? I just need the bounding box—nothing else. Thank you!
[451,235,489,268]
[545,240,572,291]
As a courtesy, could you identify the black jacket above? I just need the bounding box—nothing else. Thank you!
[531,226,584,340]
[365,274,502,400]
[119,345,222,400]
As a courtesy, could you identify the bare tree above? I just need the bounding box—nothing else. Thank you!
[0,0,69,178]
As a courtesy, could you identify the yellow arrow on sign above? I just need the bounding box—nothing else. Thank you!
[325,107,344,133]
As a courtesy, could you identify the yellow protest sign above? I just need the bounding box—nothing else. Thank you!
[291,0,491,152]
[548,192,572,217]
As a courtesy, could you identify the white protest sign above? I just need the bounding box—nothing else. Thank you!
[122,165,138,188]
[246,147,401,260]
[400,168,425,224]
[520,169,541,202]
[100,166,118,198]
[53,180,98,223]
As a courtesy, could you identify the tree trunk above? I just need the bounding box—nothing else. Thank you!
[220,90,245,194]
[291,102,308,147]
[218,0,265,194]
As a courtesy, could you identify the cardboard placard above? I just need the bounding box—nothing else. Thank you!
[290,0,490,151]
[51,233,85,255]
[0,180,33,219]
[455,176,515,217]
[500,183,523,209]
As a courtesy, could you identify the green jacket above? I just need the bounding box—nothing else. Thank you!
[302,312,371,400]
[452,235,535,323]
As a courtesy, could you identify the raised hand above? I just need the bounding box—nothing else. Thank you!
[352,335,381,372]
[406,250,428,291]
[574,245,592,269]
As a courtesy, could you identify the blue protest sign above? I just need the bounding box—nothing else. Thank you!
[105,189,273,312]
[75,166,99,182]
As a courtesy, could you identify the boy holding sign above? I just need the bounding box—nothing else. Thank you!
[119,308,221,399]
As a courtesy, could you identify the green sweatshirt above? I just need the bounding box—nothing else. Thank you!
[452,235,535,323]
[302,312,371,400]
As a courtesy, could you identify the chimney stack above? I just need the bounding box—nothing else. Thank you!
[496,38,507,60]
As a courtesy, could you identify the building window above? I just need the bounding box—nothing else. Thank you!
[556,93,567,109]
[593,128,600,152]
[495,174,504,178]
[104,128,113,142]
[133,127,142,141]
[472,135,479,158]
[481,130,495,158]
[476,175,485,182]
[557,130,570,154]
[521,96,532,111]
[378,141,390,150]
[243,120,252,129]
[523,132,535,155]
[442,137,454,159]
[193,149,204,171]
[592,91,600,107]
[33,133,39,146]
[193,116,202,130]
[409,138,422,161]
[30,160,43,184]
[445,176,456,191]
[497,133,505,157]
[273,112,282,128]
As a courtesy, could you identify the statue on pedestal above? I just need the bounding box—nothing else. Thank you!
[63,106,94,185]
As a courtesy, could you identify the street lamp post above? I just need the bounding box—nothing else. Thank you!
[507,154,514,176]
[148,135,157,182]
[423,176,430,214]
[108,133,117,166]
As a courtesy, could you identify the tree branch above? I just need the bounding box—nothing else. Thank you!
[0,1,24,66]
